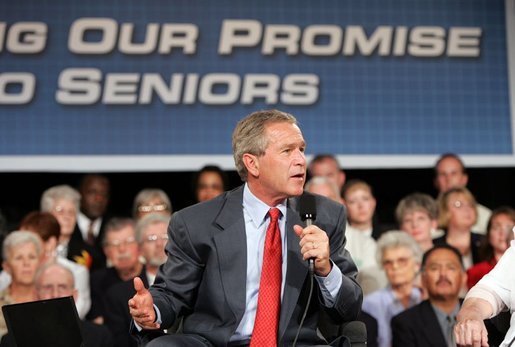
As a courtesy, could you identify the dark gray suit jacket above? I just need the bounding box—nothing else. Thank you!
[391,300,449,347]
[148,186,362,346]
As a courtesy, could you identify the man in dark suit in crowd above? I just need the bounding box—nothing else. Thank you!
[88,218,141,324]
[391,244,466,347]
[129,109,362,346]
[104,214,170,347]
[74,174,111,266]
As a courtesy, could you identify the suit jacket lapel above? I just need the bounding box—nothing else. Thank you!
[213,187,248,322]
[420,300,448,346]
[278,198,309,340]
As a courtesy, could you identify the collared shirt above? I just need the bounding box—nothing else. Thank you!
[431,302,460,347]
[231,184,342,341]
[362,286,422,347]
[148,184,343,338]
[77,212,102,241]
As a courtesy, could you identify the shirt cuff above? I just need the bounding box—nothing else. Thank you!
[134,304,162,331]
[315,260,342,307]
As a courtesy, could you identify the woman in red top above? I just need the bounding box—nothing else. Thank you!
[466,206,515,289]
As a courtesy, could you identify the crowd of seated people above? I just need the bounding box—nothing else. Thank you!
[0,154,512,347]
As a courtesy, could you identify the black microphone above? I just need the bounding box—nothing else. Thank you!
[298,193,317,275]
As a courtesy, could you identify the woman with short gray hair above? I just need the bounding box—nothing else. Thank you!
[362,230,423,347]
[0,231,43,337]
[40,185,81,259]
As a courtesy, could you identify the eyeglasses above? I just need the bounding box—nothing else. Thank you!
[53,205,76,217]
[143,234,169,243]
[104,236,137,248]
[452,200,473,209]
[38,284,73,295]
[382,256,411,269]
[137,203,169,213]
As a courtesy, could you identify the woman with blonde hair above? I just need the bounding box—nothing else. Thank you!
[434,187,485,270]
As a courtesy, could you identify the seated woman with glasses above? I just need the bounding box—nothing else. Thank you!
[40,184,104,271]
[434,187,485,270]
[132,188,172,220]
[361,231,423,347]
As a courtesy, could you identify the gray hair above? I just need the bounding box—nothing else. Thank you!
[35,262,75,289]
[2,230,43,261]
[132,188,172,218]
[102,217,136,245]
[375,230,423,268]
[305,176,341,202]
[135,213,170,243]
[232,109,297,181]
[40,184,81,212]
[395,192,438,224]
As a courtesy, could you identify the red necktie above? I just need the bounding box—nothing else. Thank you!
[250,208,282,347]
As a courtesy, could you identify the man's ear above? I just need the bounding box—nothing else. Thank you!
[243,153,259,178]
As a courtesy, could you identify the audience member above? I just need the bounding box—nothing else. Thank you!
[0,210,6,262]
[88,218,141,324]
[34,263,113,347]
[128,109,362,346]
[308,154,346,192]
[18,211,91,319]
[455,236,515,346]
[362,231,423,347]
[391,244,466,347]
[132,189,172,220]
[396,193,438,252]
[466,206,515,289]
[40,184,103,271]
[434,153,492,234]
[75,174,111,265]
[434,187,485,270]
[342,179,383,240]
[0,231,43,337]
[304,176,343,204]
[341,179,379,271]
[193,165,228,203]
[104,214,170,347]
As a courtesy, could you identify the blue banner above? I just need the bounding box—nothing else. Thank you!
[0,0,513,171]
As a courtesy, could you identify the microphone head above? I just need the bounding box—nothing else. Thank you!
[298,193,317,221]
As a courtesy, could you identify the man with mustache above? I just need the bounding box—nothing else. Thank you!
[88,218,141,324]
[391,244,466,347]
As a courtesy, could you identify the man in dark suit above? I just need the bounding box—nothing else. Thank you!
[36,262,113,347]
[104,214,171,347]
[74,173,111,266]
[129,110,362,346]
[391,244,466,347]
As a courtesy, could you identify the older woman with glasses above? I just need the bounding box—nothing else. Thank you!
[434,187,485,270]
[40,184,104,270]
[0,231,43,337]
[362,230,423,347]
[132,188,172,220]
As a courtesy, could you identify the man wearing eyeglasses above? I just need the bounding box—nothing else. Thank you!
[104,214,170,347]
[87,218,141,324]
[0,262,114,347]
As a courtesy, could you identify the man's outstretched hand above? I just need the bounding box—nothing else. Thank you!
[128,277,160,330]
